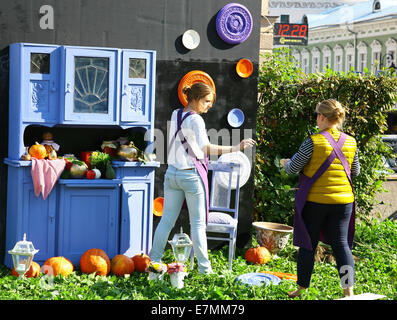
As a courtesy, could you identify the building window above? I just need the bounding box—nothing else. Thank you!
[357,41,368,73]
[385,38,397,68]
[359,53,367,72]
[324,56,330,69]
[345,43,355,72]
[311,47,320,73]
[372,51,381,72]
[302,58,309,74]
[386,50,396,68]
[333,45,343,72]
[371,40,382,73]
[322,46,331,71]
[302,49,309,74]
[346,54,354,72]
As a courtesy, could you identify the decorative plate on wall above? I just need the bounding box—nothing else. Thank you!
[227,108,245,127]
[182,29,200,50]
[153,197,164,217]
[216,3,253,45]
[236,58,253,78]
[178,70,216,107]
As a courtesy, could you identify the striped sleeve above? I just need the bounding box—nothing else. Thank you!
[351,149,360,177]
[284,138,313,174]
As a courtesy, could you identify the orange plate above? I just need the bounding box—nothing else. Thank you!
[178,70,216,107]
[236,58,253,78]
[153,197,164,216]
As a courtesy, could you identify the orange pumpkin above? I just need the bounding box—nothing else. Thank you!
[131,253,151,272]
[11,261,41,278]
[111,254,135,276]
[29,142,47,159]
[42,256,74,277]
[80,248,111,276]
[244,246,271,265]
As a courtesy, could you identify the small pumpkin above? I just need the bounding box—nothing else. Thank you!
[111,254,135,276]
[29,142,47,159]
[80,248,111,276]
[11,261,41,278]
[42,256,74,277]
[244,246,271,265]
[131,253,151,272]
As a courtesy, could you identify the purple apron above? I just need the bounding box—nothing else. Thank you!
[168,108,210,224]
[293,131,356,251]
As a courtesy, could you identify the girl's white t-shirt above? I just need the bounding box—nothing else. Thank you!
[167,109,210,169]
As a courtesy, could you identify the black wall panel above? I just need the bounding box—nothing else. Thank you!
[0,0,260,259]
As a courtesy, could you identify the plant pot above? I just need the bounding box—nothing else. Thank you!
[252,222,293,254]
[169,272,187,289]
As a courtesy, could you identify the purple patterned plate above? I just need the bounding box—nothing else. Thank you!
[216,3,253,45]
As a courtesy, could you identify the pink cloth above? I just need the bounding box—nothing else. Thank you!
[31,158,66,200]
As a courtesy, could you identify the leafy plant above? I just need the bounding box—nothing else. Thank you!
[90,151,111,177]
[255,47,397,224]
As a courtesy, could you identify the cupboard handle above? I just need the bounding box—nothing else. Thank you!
[51,81,56,92]
[122,85,128,96]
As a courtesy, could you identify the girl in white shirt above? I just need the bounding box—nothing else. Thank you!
[149,83,254,274]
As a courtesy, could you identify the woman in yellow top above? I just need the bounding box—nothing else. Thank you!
[281,99,360,298]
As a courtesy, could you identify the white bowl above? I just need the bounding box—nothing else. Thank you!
[182,29,200,50]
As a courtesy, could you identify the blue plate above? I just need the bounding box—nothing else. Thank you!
[236,273,281,287]
[227,108,245,127]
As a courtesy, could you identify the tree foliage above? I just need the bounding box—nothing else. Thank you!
[255,48,397,225]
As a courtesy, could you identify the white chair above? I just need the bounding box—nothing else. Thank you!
[191,161,241,270]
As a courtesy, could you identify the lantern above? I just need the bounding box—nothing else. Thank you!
[168,227,193,263]
[8,234,39,279]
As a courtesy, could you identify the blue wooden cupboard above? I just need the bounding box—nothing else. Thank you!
[3,43,159,267]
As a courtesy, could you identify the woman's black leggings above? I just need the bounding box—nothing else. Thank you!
[297,201,355,288]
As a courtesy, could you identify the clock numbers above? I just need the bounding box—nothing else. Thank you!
[277,24,307,38]
[298,25,308,37]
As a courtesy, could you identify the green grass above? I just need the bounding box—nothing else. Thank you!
[0,219,395,300]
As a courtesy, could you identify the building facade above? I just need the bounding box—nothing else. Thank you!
[268,0,366,23]
[290,0,397,74]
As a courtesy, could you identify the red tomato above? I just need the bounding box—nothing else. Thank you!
[86,170,96,179]
[64,159,73,170]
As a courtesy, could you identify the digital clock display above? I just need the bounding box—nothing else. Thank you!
[273,23,308,46]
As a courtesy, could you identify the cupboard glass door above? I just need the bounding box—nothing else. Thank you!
[120,50,154,125]
[23,45,59,123]
[62,47,118,124]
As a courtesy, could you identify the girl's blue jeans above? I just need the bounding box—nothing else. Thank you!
[149,165,212,274]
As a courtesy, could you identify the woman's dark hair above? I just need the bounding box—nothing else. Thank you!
[182,82,216,103]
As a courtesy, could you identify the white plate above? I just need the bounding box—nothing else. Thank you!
[182,29,200,50]
[215,151,251,189]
